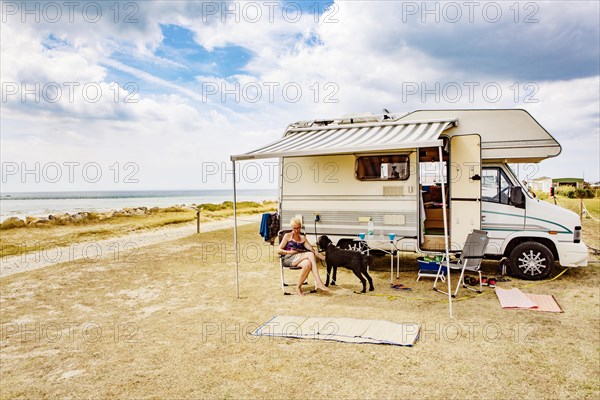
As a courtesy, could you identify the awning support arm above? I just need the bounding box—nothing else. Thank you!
[439,146,453,319]
[233,160,240,299]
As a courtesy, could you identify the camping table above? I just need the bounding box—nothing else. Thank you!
[354,237,399,284]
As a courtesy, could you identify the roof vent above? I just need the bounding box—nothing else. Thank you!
[338,113,379,124]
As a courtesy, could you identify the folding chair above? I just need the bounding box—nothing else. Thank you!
[433,230,489,297]
[277,230,316,295]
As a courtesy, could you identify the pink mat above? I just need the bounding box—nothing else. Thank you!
[525,293,563,313]
[495,288,563,313]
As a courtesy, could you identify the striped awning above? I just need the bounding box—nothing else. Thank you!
[231,118,457,161]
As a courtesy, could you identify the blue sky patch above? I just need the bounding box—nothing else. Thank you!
[156,24,253,80]
[106,24,253,87]
[42,34,70,50]
[302,31,324,47]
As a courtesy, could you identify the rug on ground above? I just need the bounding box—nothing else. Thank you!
[495,287,563,312]
[251,315,420,346]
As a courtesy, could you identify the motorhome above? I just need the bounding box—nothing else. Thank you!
[231,109,588,280]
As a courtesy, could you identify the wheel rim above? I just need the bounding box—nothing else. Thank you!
[517,250,547,276]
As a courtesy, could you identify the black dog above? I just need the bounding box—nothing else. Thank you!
[317,235,374,294]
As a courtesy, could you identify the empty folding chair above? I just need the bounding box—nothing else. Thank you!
[433,229,489,297]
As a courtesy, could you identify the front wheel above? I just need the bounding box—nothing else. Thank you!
[509,242,555,280]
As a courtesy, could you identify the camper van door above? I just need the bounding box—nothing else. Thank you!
[449,134,482,249]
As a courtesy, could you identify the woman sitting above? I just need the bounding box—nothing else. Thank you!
[278,216,329,296]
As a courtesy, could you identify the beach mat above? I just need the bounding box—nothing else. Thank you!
[495,288,563,313]
[252,316,420,346]
[525,293,563,313]
[495,288,537,309]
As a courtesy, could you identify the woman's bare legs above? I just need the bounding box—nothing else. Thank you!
[293,252,328,294]
[295,262,311,296]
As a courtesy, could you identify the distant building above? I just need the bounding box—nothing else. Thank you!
[530,177,552,192]
[552,178,584,189]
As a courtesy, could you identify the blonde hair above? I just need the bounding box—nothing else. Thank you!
[290,215,303,227]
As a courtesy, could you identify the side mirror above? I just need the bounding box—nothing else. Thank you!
[510,186,525,208]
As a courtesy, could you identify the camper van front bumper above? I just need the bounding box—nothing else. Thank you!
[557,241,588,267]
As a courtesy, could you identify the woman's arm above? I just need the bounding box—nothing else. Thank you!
[303,237,325,260]
[302,237,313,252]
[278,233,293,255]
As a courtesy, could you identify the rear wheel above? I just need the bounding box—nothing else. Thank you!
[509,241,555,280]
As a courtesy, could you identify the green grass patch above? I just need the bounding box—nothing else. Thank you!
[549,196,600,218]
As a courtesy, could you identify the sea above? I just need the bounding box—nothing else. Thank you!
[0,189,278,222]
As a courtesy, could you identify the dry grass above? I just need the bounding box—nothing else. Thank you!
[1,220,598,399]
[0,202,276,258]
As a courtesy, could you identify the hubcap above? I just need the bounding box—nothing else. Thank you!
[518,250,546,276]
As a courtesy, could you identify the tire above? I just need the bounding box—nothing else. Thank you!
[509,241,555,280]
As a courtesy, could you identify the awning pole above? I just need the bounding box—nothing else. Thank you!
[439,146,452,319]
[233,160,239,299]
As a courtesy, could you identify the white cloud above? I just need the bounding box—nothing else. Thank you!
[1,0,599,194]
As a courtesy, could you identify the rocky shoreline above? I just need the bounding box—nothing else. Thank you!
[1,214,262,277]
[0,205,194,229]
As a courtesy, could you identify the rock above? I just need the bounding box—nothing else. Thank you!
[71,213,85,222]
[26,216,42,225]
[1,217,25,229]
[26,216,50,226]
[48,213,73,224]
[97,211,115,220]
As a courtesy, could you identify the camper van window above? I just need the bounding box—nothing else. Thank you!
[355,155,409,180]
[482,167,511,205]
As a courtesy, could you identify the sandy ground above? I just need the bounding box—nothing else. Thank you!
[0,221,598,398]
[0,215,261,278]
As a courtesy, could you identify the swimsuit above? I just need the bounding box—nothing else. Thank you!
[282,237,307,267]
[284,239,306,252]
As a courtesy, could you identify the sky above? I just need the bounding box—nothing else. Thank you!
[1,0,599,193]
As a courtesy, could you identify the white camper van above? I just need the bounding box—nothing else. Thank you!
[231,109,588,280]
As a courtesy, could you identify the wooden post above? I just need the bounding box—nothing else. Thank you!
[196,208,202,233]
